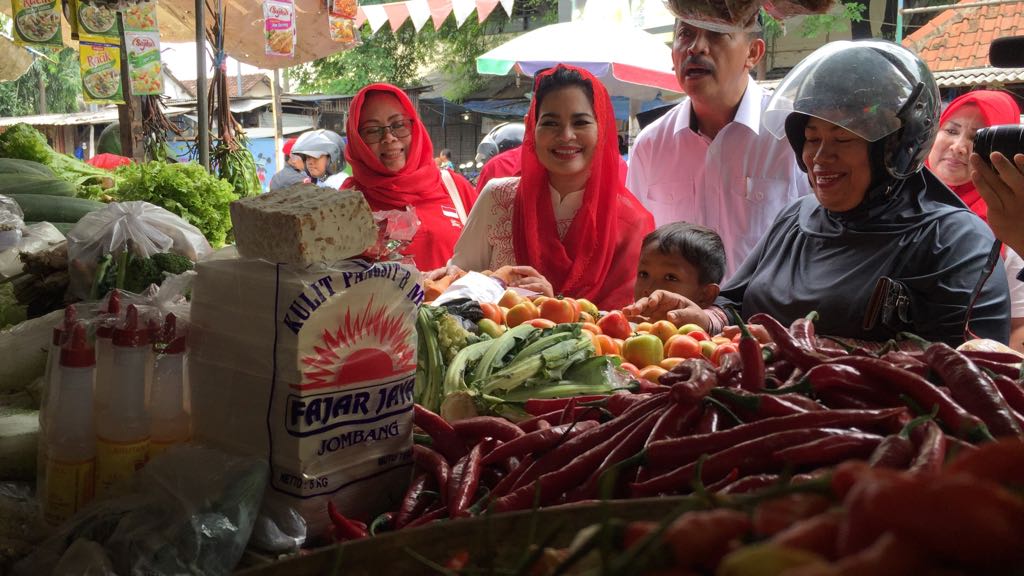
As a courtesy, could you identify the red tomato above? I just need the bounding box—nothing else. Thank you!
[596,334,619,356]
[638,365,668,381]
[687,330,710,342]
[506,300,540,327]
[619,361,641,377]
[479,302,504,325]
[539,298,577,324]
[622,334,665,368]
[598,310,632,340]
[529,318,557,329]
[664,333,702,359]
[711,343,739,366]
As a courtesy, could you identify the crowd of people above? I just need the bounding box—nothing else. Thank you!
[266,13,1024,351]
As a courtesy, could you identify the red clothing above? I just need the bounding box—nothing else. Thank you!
[512,65,654,311]
[927,90,1021,223]
[477,147,628,194]
[343,84,477,271]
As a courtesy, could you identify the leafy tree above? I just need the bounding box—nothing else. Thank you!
[294,0,557,101]
[0,14,82,116]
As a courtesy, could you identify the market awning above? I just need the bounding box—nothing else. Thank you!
[0,106,190,127]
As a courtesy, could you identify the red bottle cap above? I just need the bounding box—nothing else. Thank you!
[112,305,151,348]
[96,290,123,339]
[154,313,187,355]
[52,305,77,346]
[60,323,96,368]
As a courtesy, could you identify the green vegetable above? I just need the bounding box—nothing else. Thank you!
[151,252,195,275]
[0,175,77,197]
[0,124,115,193]
[114,161,238,247]
[123,254,163,294]
[0,158,55,178]
[5,194,105,222]
[0,407,39,481]
[0,283,27,330]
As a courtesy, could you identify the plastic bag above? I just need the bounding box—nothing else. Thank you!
[14,445,268,576]
[67,201,212,300]
[362,207,420,263]
[0,194,25,252]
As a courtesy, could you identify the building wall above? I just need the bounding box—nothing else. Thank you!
[419,106,483,168]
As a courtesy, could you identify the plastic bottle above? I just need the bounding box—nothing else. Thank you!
[37,305,77,497]
[93,290,122,419]
[149,313,190,458]
[44,322,96,525]
[95,305,151,497]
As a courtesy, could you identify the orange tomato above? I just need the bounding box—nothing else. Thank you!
[635,322,654,333]
[664,334,702,359]
[596,334,619,356]
[638,365,668,382]
[711,343,739,366]
[650,320,679,343]
[506,300,540,327]
[580,311,598,324]
[619,361,641,377]
[583,330,602,354]
[499,288,524,309]
[711,336,733,346]
[539,298,577,324]
[659,357,685,370]
[479,302,504,325]
[529,318,557,329]
[581,322,602,335]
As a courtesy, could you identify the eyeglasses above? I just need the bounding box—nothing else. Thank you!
[359,119,413,144]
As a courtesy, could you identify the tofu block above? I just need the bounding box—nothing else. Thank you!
[229,184,376,265]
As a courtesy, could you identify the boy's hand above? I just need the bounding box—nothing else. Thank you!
[623,289,710,328]
[721,323,773,344]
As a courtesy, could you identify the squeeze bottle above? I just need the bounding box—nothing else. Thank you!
[149,313,190,458]
[43,323,96,525]
[37,305,77,496]
[93,290,122,418]
[95,305,151,497]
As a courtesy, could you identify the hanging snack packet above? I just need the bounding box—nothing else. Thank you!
[123,0,159,32]
[79,42,125,105]
[332,0,359,19]
[264,0,296,58]
[329,14,359,47]
[125,32,163,95]
[75,0,121,45]
[12,0,63,47]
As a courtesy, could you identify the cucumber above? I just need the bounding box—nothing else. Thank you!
[0,175,76,197]
[5,194,105,223]
[0,158,54,178]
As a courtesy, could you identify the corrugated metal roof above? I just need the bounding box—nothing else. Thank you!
[932,66,1024,87]
[0,107,190,128]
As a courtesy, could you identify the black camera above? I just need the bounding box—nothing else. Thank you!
[974,124,1024,166]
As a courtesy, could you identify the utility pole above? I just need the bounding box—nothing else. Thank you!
[38,74,47,115]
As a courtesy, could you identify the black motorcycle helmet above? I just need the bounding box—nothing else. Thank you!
[475,122,526,164]
[764,40,940,180]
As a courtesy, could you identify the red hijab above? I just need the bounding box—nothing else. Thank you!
[928,90,1021,222]
[512,65,654,310]
[343,83,448,210]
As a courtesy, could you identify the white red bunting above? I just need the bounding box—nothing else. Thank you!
[356,0,514,32]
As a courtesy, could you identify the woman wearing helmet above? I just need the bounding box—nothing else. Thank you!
[629,40,1009,345]
[291,129,348,189]
[343,84,477,271]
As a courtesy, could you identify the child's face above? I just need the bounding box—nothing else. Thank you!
[634,244,712,306]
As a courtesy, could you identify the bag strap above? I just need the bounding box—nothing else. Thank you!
[440,169,468,224]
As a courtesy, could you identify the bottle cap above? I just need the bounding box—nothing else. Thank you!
[60,323,96,368]
[52,305,77,346]
[96,290,123,339]
[154,313,187,355]
[112,305,151,348]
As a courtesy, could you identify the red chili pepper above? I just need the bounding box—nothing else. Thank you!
[962,349,1024,364]
[829,356,991,441]
[785,364,900,407]
[946,437,1024,486]
[765,358,796,385]
[606,392,656,416]
[922,343,1022,438]
[481,420,597,466]
[907,419,947,475]
[395,473,433,529]
[570,408,663,501]
[411,445,450,501]
[749,312,829,371]
[703,467,740,492]
[664,358,718,404]
[644,408,906,470]
[636,403,703,482]
[834,532,934,574]
[715,351,743,387]
[663,509,752,570]
[727,308,766,391]
[772,431,884,468]
[710,387,807,420]
[769,509,843,560]
[517,406,604,433]
[789,311,820,350]
[879,351,930,377]
[450,416,525,443]
[867,413,930,469]
[447,439,492,518]
[991,374,1024,418]
[971,356,1024,379]
[717,473,780,495]
[522,395,607,416]
[694,403,721,434]
[413,404,468,463]
[326,501,368,541]
[403,506,449,529]
[491,453,534,498]
[633,428,857,497]
[816,390,880,410]
[559,397,578,425]
[752,493,833,538]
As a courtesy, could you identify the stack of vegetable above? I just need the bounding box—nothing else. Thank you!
[0,158,105,232]
[0,124,115,201]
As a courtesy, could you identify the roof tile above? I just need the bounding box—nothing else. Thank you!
[904,0,1024,73]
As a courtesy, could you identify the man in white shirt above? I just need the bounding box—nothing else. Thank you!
[627,12,810,279]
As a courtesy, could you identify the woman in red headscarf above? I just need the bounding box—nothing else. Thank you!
[927,90,1021,221]
[343,84,477,271]
[448,64,655,310]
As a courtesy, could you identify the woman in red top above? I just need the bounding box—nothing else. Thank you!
[927,90,1021,221]
[449,64,654,310]
[343,83,477,271]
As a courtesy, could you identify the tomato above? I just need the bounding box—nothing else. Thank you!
[506,300,540,327]
[533,295,551,308]
[619,361,641,377]
[638,365,668,382]
[579,311,598,324]
[498,289,524,309]
[686,330,711,342]
[622,334,665,368]
[581,322,602,335]
[563,297,581,318]
[699,340,717,359]
[598,311,632,340]
[529,318,557,329]
[477,318,506,338]
[711,336,733,346]
[539,298,577,325]
[711,343,739,366]
[677,323,705,335]
[635,322,654,333]
[596,334,619,356]
[650,320,679,344]
[479,302,504,325]
[664,333,702,359]
[576,298,600,319]
[660,357,685,370]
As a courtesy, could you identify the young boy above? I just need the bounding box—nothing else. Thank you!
[634,222,726,308]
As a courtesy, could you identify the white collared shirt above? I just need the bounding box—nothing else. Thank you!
[627,76,811,279]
